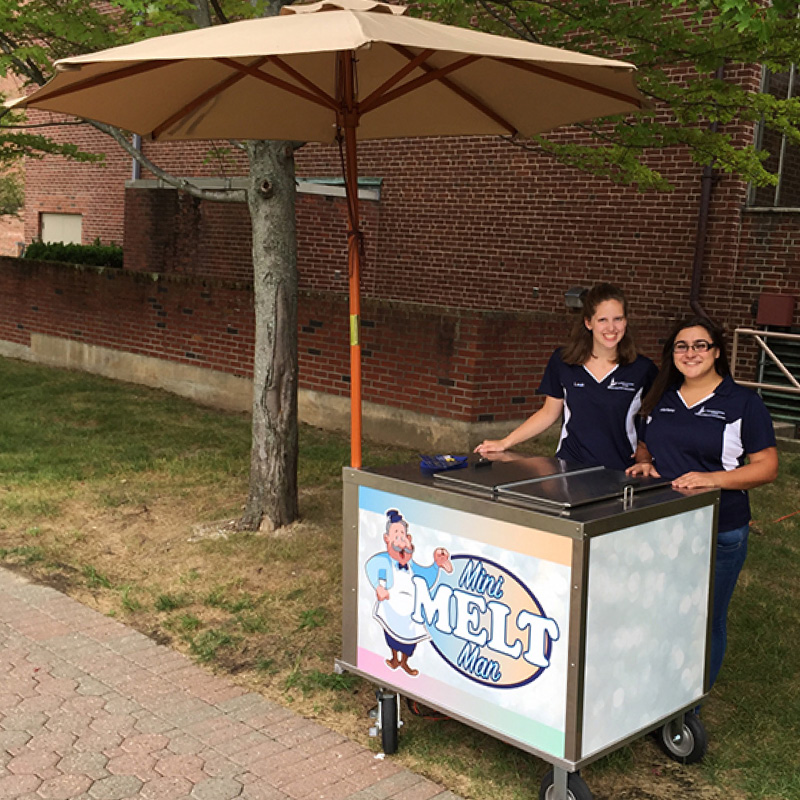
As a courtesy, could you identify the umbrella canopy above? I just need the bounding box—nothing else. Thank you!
[15,0,643,143]
[13,0,645,467]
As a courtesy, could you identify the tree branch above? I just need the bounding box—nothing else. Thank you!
[0,32,47,85]
[476,0,542,43]
[91,121,247,203]
[0,117,91,129]
[208,0,231,24]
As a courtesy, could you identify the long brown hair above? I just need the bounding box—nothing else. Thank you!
[640,315,730,417]
[560,283,637,366]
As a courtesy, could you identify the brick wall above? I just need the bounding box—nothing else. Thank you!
[0,255,587,424]
[0,258,254,377]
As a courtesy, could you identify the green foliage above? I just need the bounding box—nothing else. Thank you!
[284,668,359,694]
[119,584,143,612]
[297,607,328,630]
[0,172,23,216]
[23,239,123,267]
[0,1,199,87]
[0,545,45,564]
[155,592,192,612]
[419,0,800,190]
[188,628,238,662]
[0,1,259,177]
[82,564,113,589]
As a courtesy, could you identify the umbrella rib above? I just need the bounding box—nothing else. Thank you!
[367,45,517,135]
[28,60,178,105]
[264,55,337,110]
[216,57,337,110]
[151,57,269,139]
[496,57,644,108]
[359,48,436,112]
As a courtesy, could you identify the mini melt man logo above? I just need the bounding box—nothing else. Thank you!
[411,555,560,688]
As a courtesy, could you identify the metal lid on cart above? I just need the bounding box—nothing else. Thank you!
[434,455,671,512]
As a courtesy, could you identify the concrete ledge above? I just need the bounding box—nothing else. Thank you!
[28,334,253,413]
[300,389,526,452]
[0,340,34,362]
[774,421,800,453]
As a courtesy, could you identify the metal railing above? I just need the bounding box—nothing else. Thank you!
[731,328,800,395]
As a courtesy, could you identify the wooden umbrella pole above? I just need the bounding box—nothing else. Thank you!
[342,51,363,469]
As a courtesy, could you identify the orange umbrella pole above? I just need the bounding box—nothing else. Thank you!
[342,52,363,469]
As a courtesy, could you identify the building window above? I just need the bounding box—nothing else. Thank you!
[40,212,83,244]
[750,66,800,208]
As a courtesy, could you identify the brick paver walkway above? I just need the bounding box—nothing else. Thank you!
[0,567,463,800]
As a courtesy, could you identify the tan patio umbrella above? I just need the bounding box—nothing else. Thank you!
[12,0,645,468]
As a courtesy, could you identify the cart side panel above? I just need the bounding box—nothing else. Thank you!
[580,503,715,760]
[355,485,573,759]
[341,475,360,666]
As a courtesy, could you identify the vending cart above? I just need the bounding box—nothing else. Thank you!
[336,455,719,800]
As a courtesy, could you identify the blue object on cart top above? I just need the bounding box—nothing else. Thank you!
[419,454,468,473]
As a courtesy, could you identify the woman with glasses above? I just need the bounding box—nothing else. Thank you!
[475,283,657,470]
[628,315,778,687]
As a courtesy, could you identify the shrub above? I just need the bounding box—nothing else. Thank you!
[0,174,24,217]
[23,238,123,268]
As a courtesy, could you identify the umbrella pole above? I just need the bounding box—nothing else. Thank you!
[342,53,363,469]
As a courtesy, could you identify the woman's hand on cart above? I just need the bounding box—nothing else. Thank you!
[626,461,661,478]
[474,439,506,455]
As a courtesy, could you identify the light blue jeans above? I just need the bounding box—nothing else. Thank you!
[708,523,750,688]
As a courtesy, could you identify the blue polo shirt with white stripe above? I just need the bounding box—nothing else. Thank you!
[641,375,776,532]
[538,349,657,471]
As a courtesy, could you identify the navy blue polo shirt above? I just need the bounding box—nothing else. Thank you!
[538,349,657,471]
[642,375,776,532]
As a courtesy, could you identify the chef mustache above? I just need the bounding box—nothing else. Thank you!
[392,544,415,554]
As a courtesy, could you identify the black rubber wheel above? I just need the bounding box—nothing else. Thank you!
[658,712,708,764]
[539,769,593,800]
[380,693,398,755]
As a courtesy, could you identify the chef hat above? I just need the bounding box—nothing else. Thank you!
[386,509,404,524]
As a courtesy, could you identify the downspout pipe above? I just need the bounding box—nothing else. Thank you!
[131,134,142,181]
[690,64,725,318]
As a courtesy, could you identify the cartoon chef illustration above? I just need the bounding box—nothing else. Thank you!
[365,508,453,676]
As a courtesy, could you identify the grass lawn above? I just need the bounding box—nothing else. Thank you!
[0,356,798,800]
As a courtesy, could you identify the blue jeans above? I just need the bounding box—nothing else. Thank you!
[708,523,750,688]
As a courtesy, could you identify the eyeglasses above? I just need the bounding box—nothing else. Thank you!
[673,340,713,354]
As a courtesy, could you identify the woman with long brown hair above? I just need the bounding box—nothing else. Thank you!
[475,283,656,470]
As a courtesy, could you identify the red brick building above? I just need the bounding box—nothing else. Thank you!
[2,61,799,448]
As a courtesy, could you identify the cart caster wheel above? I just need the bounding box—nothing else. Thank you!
[658,712,708,764]
[379,692,399,755]
[539,769,592,800]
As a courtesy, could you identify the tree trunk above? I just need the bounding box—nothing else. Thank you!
[238,139,299,532]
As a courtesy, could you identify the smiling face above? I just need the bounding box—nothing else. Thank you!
[584,298,627,355]
[672,325,720,382]
[384,522,414,565]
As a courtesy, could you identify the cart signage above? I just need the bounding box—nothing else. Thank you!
[356,486,572,757]
[413,555,559,688]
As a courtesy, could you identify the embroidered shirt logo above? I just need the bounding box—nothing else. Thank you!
[695,406,727,420]
[573,382,585,388]
[607,379,635,392]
